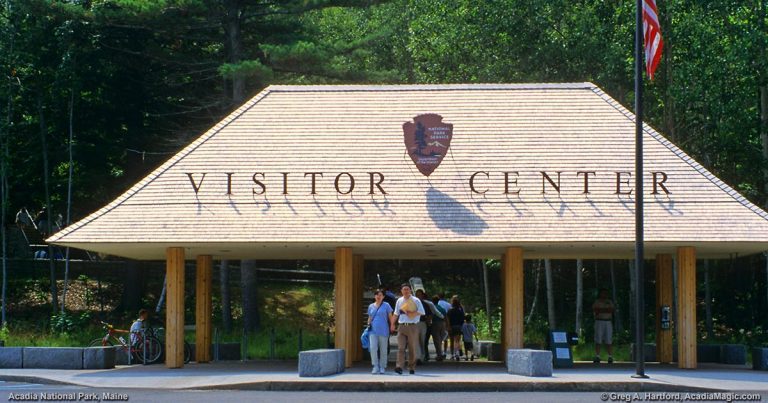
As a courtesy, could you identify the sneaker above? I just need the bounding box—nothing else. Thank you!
[593,356,601,364]
[470,355,475,361]
[608,356,614,364]
[379,368,386,374]
[395,367,403,375]
[409,369,415,375]
[372,367,379,374]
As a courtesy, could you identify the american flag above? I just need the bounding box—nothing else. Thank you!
[643,0,663,80]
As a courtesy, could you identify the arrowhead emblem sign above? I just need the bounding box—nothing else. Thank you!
[403,114,453,176]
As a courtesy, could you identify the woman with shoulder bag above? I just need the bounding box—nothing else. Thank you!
[367,289,394,374]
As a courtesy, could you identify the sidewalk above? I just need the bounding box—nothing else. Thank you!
[0,361,766,392]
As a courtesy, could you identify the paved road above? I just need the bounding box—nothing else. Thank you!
[0,383,765,403]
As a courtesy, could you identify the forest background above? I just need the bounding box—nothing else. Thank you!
[0,0,766,360]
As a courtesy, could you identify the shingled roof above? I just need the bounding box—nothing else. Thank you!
[48,83,768,260]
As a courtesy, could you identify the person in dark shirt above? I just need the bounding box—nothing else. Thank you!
[445,295,465,361]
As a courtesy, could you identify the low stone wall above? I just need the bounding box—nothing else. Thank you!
[0,347,23,368]
[0,347,116,370]
[23,347,84,369]
[84,346,116,369]
[298,349,345,377]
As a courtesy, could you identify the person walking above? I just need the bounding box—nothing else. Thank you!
[461,314,478,361]
[367,289,394,374]
[416,290,444,362]
[437,293,451,355]
[592,288,616,363]
[392,283,425,375]
[431,296,447,360]
[445,295,465,361]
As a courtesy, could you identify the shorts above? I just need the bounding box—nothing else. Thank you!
[450,326,463,337]
[463,341,473,352]
[594,320,613,344]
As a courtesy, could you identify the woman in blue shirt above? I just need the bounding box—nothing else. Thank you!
[367,289,394,374]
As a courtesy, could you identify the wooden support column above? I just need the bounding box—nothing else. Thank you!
[352,255,364,362]
[677,246,697,369]
[655,254,673,364]
[502,247,524,354]
[334,247,354,368]
[195,255,213,363]
[165,247,185,368]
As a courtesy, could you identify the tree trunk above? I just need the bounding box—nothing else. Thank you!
[1,0,12,324]
[628,259,636,337]
[545,259,556,330]
[526,259,541,325]
[765,253,768,315]
[704,259,714,340]
[481,259,491,335]
[61,89,74,313]
[220,259,232,332]
[224,0,244,104]
[241,259,260,333]
[609,260,623,333]
[37,95,57,313]
[575,259,583,335]
[759,0,768,313]
[758,0,767,210]
[663,0,676,142]
[155,273,166,314]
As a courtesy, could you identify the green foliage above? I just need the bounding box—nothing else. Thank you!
[471,307,500,342]
[50,311,90,335]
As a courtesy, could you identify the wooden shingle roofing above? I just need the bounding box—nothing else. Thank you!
[48,83,768,259]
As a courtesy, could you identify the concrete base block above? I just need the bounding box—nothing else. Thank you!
[507,349,553,377]
[0,347,23,368]
[298,349,345,377]
[23,347,83,369]
[83,347,116,369]
[752,348,768,371]
[114,346,133,365]
[720,344,746,365]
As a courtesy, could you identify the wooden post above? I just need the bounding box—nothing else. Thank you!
[677,246,697,369]
[165,247,185,368]
[655,254,673,364]
[352,255,364,362]
[502,247,524,355]
[195,255,213,363]
[334,247,354,368]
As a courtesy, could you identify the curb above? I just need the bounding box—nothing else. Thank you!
[0,374,726,393]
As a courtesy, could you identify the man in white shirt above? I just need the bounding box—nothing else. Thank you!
[391,283,425,374]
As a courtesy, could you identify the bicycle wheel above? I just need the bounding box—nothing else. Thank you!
[184,342,192,364]
[89,337,113,347]
[135,336,163,364]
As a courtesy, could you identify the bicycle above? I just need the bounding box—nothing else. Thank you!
[144,326,192,364]
[88,321,163,364]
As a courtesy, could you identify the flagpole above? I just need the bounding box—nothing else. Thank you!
[633,0,648,379]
